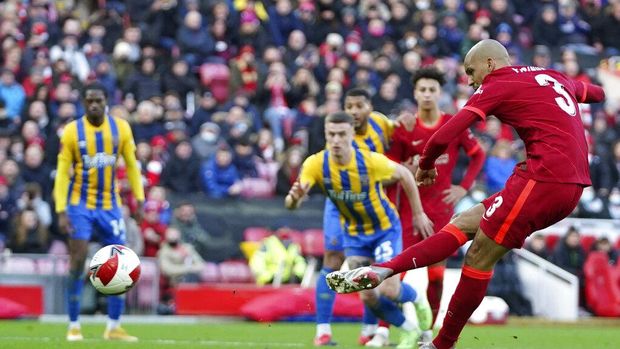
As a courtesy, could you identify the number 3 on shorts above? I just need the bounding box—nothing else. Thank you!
[485,196,503,217]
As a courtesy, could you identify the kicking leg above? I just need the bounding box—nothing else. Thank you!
[431,230,509,349]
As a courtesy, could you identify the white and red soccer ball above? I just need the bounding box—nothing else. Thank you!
[89,245,141,295]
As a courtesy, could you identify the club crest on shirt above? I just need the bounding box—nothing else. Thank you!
[474,86,484,95]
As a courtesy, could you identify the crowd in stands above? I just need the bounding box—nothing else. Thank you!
[0,0,620,267]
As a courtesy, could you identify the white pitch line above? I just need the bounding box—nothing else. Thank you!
[0,336,304,347]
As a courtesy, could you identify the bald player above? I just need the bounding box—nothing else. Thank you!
[326,39,605,349]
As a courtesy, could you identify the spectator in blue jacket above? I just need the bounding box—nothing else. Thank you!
[0,69,25,121]
[485,139,517,193]
[201,144,241,198]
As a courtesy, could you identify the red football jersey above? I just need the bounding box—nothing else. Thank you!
[386,114,480,230]
[463,66,591,185]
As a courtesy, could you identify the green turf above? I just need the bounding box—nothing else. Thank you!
[0,319,618,349]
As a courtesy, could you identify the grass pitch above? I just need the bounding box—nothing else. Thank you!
[0,318,618,349]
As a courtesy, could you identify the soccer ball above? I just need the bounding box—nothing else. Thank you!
[89,245,141,295]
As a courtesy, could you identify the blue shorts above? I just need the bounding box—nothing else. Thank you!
[323,199,344,252]
[66,205,125,245]
[344,223,403,263]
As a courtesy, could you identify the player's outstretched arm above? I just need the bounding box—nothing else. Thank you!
[120,123,145,204]
[392,163,434,238]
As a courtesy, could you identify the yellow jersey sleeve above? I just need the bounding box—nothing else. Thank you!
[369,152,397,182]
[118,118,145,202]
[373,112,395,139]
[53,122,77,213]
[298,152,321,189]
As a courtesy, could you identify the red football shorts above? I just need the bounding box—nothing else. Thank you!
[402,210,452,249]
[480,174,584,249]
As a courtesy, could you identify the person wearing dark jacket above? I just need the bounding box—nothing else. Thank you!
[161,140,201,194]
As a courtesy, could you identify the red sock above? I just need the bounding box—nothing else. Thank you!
[432,266,493,349]
[377,319,390,330]
[427,266,445,323]
[376,224,468,276]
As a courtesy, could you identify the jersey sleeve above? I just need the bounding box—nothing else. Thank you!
[119,119,145,202]
[298,153,320,188]
[459,128,481,156]
[369,152,397,181]
[53,123,77,213]
[374,112,395,138]
[567,79,605,104]
[386,126,415,163]
[462,82,503,121]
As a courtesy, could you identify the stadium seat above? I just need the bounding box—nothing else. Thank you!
[284,229,303,247]
[580,235,597,252]
[48,240,68,255]
[200,262,221,283]
[199,63,230,103]
[218,260,254,283]
[584,252,620,317]
[243,227,272,242]
[2,257,37,274]
[301,229,325,257]
[545,234,561,252]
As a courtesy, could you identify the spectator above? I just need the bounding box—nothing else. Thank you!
[132,100,166,143]
[591,237,619,265]
[526,234,549,260]
[249,228,307,286]
[161,140,201,194]
[0,176,17,242]
[17,182,52,230]
[484,140,517,193]
[20,144,52,199]
[201,144,241,198]
[191,122,222,160]
[592,1,620,56]
[533,5,562,48]
[275,145,304,196]
[162,59,197,107]
[0,69,26,121]
[551,226,586,279]
[140,200,168,258]
[123,57,162,102]
[267,0,302,47]
[158,226,205,286]
[233,137,259,179]
[9,208,48,253]
[176,11,215,67]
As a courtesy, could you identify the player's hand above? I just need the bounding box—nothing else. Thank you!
[285,181,309,209]
[413,212,434,239]
[415,167,438,186]
[395,110,416,131]
[442,185,467,205]
[58,212,74,235]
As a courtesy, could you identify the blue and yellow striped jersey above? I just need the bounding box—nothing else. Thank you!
[54,115,145,212]
[353,111,394,153]
[300,148,400,236]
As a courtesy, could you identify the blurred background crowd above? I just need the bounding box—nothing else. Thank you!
[0,0,620,264]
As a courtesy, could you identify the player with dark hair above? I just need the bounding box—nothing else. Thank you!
[327,39,605,349]
[287,112,431,348]
[54,82,145,342]
[313,88,433,346]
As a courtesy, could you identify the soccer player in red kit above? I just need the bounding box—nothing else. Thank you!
[387,67,485,323]
[326,39,605,349]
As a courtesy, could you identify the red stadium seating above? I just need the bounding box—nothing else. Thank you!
[199,63,230,103]
[545,234,561,252]
[580,235,597,252]
[243,227,272,242]
[200,262,221,283]
[219,260,254,283]
[301,229,325,257]
[584,252,620,317]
